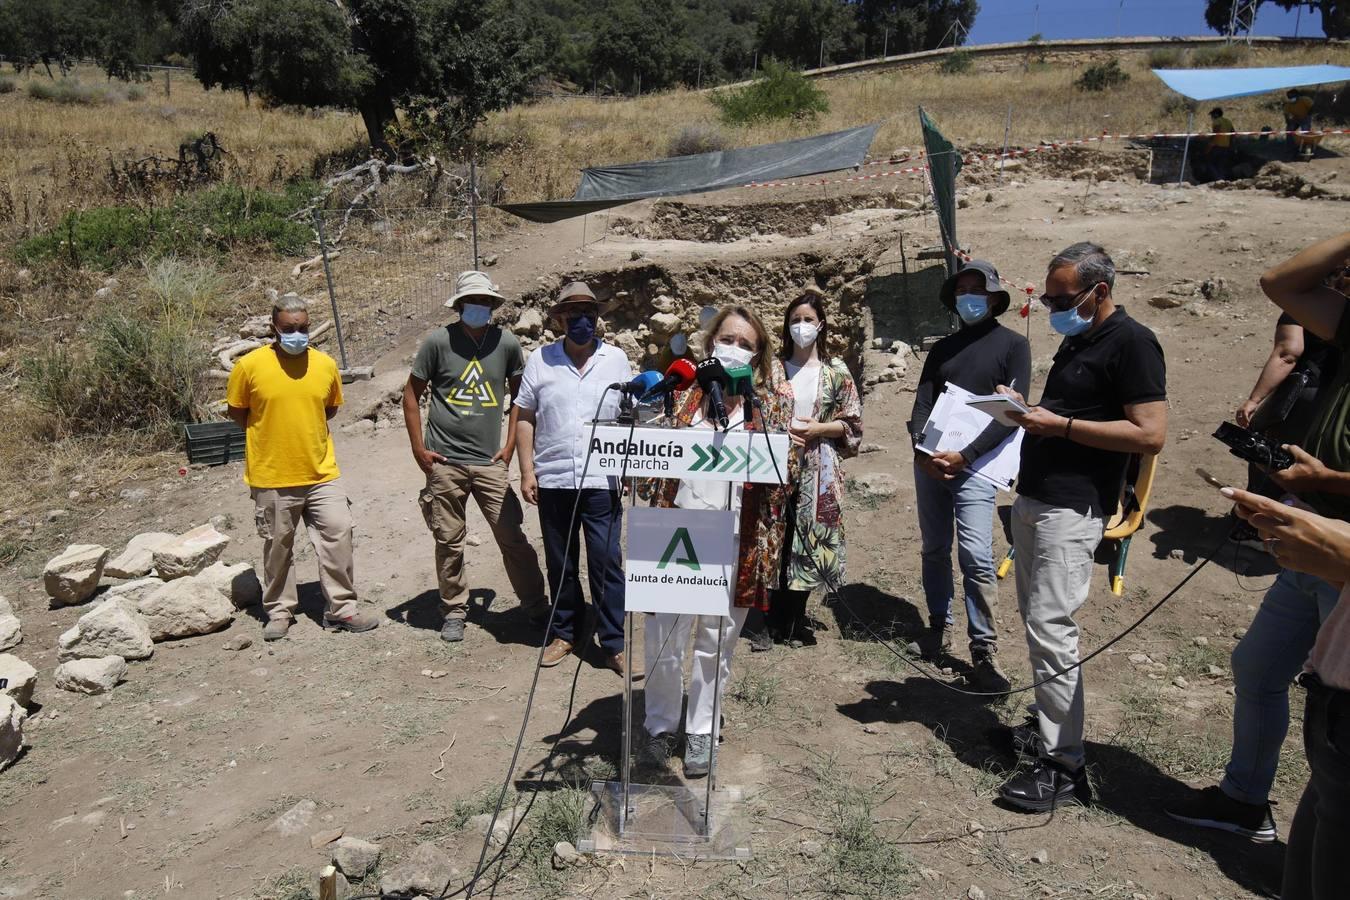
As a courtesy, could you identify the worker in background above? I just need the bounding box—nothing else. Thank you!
[1284,89,1315,159]
[1205,107,1236,181]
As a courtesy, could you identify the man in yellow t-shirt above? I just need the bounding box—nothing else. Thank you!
[1205,107,1236,181]
[226,296,378,641]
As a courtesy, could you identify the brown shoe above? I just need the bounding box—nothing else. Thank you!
[604,653,625,677]
[323,610,380,633]
[540,638,573,667]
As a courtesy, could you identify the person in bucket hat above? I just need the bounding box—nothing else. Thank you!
[515,280,635,675]
[906,259,1030,692]
[401,270,547,643]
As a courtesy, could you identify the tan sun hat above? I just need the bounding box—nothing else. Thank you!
[444,270,506,309]
[548,280,615,316]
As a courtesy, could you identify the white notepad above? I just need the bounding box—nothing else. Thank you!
[964,393,1031,427]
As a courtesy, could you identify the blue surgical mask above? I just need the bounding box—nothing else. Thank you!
[278,331,309,355]
[459,302,492,328]
[566,313,596,345]
[955,294,989,325]
[1050,296,1094,337]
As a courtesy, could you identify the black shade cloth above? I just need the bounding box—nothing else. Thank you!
[919,107,962,277]
[497,124,880,223]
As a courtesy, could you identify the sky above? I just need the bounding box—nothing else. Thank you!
[967,0,1312,45]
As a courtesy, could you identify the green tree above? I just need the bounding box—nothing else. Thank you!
[756,0,860,69]
[585,0,689,93]
[1205,0,1349,38]
[856,0,979,56]
[178,0,543,153]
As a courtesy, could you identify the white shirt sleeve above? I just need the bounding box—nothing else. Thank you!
[515,351,539,411]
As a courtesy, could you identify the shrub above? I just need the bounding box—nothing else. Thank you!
[666,123,728,157]
[1076,59,1130,92]
[26,79,113,105]
[126,84,146,101]
[22,317,210,440]
[939,50,973,75]
[1162,94,1198,118]
[711,59,828,125]
[15,182,317,270]
[21,257,221,441]
[0,77,15,95]
[1147,47,1185,69]
[1192,44,1247,68]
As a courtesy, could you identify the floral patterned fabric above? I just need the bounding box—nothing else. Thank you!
[638,385,795,611]
[773,357,863,592]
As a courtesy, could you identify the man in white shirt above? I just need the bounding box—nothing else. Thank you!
[515,282,635,674]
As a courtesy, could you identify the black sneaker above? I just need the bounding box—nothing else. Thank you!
[744,626,773,652]
[1165,785,1277,843]
[997,714,1041,758]
[998,758,1091,812]
[440,618,465,643]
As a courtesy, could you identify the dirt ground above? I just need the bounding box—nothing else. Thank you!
[4,150,1350,900]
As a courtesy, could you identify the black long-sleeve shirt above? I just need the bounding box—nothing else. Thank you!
[907,318,1033,463]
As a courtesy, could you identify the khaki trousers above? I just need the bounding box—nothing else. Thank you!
[251,479,359,622]
[418,461,546,620]
[1011,495,1104,772]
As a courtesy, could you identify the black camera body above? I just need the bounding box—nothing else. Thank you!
[1213,422,1295,471]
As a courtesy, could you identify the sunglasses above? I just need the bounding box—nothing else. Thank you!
[1038,283,1101,313]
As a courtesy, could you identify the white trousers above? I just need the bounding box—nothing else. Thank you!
[642,608,749,737]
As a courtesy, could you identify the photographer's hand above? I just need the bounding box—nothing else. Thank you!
[1268,444,1350,498]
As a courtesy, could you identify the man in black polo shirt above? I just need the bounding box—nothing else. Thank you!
[997,242,1168,811]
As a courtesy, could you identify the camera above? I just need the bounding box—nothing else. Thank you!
[1213,422,1295,471]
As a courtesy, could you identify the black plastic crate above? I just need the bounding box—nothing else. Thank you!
[183,421,245,466]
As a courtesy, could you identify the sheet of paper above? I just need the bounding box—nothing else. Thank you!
[918,384,1024,491]
[964,393,1030,428]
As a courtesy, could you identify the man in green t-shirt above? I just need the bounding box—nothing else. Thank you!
[402,271,547,643]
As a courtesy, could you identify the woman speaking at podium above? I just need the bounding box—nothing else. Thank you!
[637,305,792,778]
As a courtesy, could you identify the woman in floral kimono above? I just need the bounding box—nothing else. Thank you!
[637,305,793,778]
[763,290,863,648]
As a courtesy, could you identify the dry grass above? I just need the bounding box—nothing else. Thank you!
[0,65,363,243]
[481,43,1350,202]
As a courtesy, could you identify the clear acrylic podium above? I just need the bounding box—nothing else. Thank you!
[577,420,789,860]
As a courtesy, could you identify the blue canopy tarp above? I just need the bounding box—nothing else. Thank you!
[1152,64,1350,101]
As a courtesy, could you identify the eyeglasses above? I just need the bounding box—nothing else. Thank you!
[1038,283,1100,313]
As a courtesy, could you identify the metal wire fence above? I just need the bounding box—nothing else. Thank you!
[311,204,481,369]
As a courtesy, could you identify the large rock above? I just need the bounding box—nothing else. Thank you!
[137,577,233,641]
[153,525,230,580]
[103,576,166,607]
[43,544,109,606]
[515,308,544,338]
[0,596,21,651]
[105,532,176,579]
[381,843,456,898]
[332,836,383,879]
[58,599,154,661]
[647,311,681,339]
[197,562,263,609]
[0,694,24,771]
[53,656,126,695]
[0,654,38,707]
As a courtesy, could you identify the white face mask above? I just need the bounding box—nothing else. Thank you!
[669,333,688,356]
[460,302,492,328]
[713,342,754,369]
[789,321,819,348]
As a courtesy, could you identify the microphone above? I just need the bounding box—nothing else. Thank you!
[638,357,697,402]
[612,370,663,397]
[695,357,731,430]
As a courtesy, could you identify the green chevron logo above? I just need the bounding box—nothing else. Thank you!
[686,441,774,474]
